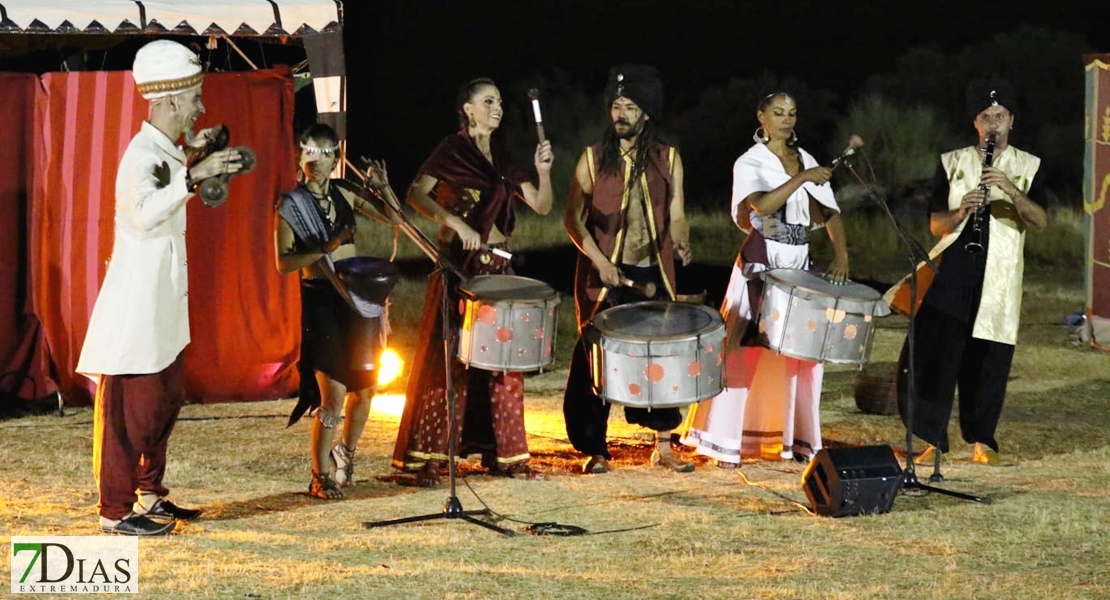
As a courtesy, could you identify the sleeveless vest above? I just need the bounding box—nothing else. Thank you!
[573,140,678,329]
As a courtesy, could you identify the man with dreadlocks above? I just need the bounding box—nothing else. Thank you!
[562,64,694,474]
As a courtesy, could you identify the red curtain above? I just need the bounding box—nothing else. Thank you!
[0,73,57,404]
[30,68,301,405]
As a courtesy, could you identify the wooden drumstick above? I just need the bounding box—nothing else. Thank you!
[527,88,546,144]
[621,278,656,298]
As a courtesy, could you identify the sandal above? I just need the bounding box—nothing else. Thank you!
[495,463,545,481]
[331,444,355,487]
[414,463,442,487]
[651,449,695,473]
[309,471,343,499]
[582,455,609,474]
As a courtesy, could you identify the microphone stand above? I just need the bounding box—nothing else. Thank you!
[839,156,989,504]
[345,160,516,536]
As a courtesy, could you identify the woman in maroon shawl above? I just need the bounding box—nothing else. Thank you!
[392,78,554,485]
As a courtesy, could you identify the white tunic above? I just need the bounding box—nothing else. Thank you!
[681,143,836,462]
[77,122,192,377]
[882,144,1041,344]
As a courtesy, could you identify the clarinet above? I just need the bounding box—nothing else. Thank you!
[963,133,996,253]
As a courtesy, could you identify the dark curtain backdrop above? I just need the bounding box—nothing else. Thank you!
[24,67,301,406]
[0,72,54,403]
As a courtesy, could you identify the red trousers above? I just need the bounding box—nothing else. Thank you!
[92,354,186,520]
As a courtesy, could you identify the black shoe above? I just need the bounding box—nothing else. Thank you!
[101,515,176,536]
[141,499,203,521]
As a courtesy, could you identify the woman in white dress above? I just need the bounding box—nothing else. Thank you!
[681,92,850,465]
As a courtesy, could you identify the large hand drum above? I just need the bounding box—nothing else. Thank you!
[584,301,726,409]
[457,275,560,372]
[334,257,400,305]
[757,269,890,365]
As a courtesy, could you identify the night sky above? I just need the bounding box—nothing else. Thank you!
[341,0,1105,187]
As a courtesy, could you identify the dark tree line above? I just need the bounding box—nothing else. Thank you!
[496,27,1090,211]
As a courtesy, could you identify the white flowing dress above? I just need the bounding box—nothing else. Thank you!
[681,143,839,462]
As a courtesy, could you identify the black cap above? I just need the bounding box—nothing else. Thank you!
[966,77,1016,119]
[604,64,664,119]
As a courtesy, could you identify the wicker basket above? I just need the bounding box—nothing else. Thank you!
[854,361,899,416]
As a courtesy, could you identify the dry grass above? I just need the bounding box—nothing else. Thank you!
[3,208,1109,599]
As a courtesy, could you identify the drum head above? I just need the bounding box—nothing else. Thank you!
[591,301,722,341]
[334,257,400,305]
[460,275,556,300]
[762,269,890,316]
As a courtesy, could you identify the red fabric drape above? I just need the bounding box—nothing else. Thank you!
[30,68,301,405]
[1085,56,1110,349]
[0,72,56,403]
[0,73,32,365]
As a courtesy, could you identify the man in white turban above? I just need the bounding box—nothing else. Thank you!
[77,39,244,536]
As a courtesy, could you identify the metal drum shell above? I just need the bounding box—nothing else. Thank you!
[457,275,560,372]
[756,269,889,366]
[584,301,726,409]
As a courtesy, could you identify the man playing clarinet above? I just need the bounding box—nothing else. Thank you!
[890,78,1047,467]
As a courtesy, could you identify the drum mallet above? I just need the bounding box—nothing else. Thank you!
[527,88,547,145]
[620,279,656,298]
[483,245,513,260]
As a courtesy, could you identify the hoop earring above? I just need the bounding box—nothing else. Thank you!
[752,127,769,144]
[468,116,477,128]
[788,129,798,145]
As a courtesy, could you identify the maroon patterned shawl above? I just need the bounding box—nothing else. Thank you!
[417,129,530,242]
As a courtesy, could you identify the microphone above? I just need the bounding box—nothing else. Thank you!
[526,88,547,144]
[830,134,865,169]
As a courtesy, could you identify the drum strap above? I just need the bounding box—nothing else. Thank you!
[279,187,366,316]
[582,146,679,321]
[584,146,630,314]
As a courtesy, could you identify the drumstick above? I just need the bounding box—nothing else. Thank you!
[620,279,656,298]
[485,245,513,260]
[527,88,547,144]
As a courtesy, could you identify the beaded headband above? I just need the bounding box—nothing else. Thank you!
[300,141,341,157]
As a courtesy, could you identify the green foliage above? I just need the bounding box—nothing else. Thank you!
[491,26,1090,209]
[832,95,956,191]
[861,26,1092,203]
[1024,205,1086,266]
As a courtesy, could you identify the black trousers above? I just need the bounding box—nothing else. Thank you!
[896,303,1015,453]
[562,265,683,459]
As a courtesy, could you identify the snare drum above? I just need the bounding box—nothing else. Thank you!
[457,275,560,372]
[756,269,890,365]
[584,301,726,409]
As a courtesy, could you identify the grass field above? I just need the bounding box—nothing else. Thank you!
[2,205,1107,599]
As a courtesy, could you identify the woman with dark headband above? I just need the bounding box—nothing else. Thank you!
[681,92,849,467]
[392,77,554,486]
[276,123,402,499]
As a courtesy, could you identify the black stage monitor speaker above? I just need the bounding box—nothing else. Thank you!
[802,445,902,517]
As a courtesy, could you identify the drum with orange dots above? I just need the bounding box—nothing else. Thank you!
[457,275,560,372]
[584,301,726,409]
[756,269,889,366]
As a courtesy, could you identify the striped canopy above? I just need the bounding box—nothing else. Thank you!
[0,0,341,37]
[0,0,347,139]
